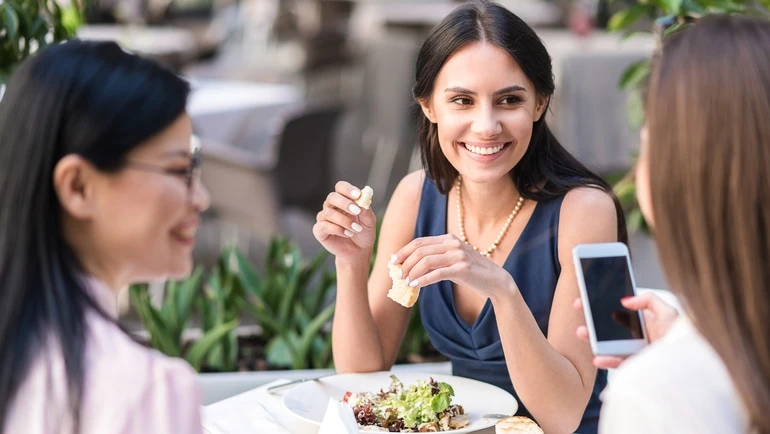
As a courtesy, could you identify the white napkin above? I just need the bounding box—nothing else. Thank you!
[203,402,291,434]
[318,397,360,434]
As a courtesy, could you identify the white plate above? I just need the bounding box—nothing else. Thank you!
[282,371,518,433]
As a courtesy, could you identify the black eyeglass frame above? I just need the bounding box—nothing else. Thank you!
[123,147,202,201]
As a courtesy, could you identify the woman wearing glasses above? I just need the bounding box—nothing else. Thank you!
[0,40,209,433]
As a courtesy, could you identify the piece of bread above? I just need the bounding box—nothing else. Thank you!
[495,417,544,434]
[387,255,420,308]
[355,186,374,209]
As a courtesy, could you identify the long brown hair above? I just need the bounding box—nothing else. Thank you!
[412,0,627,244]
[647,15,770,433]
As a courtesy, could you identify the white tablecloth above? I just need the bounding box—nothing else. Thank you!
[203,379,318,434]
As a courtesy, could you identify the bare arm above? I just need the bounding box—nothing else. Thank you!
[492,188,617,433]
[317,171,425,372]
[393,187,617,433]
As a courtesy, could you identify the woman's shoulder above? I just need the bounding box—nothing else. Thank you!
[83,312,200,413]
[602,317,748,431]
[560,186,616,218]
[381,170,427,221]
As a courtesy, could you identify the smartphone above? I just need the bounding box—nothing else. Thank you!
[572,242,647,356]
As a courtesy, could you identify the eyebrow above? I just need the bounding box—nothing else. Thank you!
[444,85,527,96]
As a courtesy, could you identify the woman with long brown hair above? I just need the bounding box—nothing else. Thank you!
[596,14,770,433]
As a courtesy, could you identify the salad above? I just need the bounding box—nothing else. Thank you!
[342,375,470,432]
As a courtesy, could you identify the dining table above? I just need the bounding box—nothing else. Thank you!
[202,378,499,434]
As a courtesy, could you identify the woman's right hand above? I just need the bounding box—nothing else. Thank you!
[573,292,679,369]
[312,181,377,263]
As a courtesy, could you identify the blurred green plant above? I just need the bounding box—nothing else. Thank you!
[607,0,769,234]
[0,0,89,84]
[130,232,438,372]
[129,268,239,371]
[235,238,336,370]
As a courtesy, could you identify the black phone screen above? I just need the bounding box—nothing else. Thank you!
[580,256,644,341]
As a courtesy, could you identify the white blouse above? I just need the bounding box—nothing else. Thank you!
[5,277,203,434]
[599,316,750,433]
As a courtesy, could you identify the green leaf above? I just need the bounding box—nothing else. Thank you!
[145,304,181,357]
[161,280,178,332]
[431,393,451,413]
[175,267,204,329]
[681,0,707,15]
[185,319,239,371]
[234,249,261,296]
[2,6,20,40]
[278,248,303,322]
[627,209,646,234]
[293,303,335,370]
[607,5,648,32]
[662,0,684,15]
[618,59,651,91]
[61,5,83,36]
[237,295,283,338]
[266,332,301,368]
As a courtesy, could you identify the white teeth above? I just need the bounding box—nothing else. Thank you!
[463,143,505,155]
[175,228,197,239]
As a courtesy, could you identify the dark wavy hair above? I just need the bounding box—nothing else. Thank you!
[413,0,627,244]
[0,40,190,430]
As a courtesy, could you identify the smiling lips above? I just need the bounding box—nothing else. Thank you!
[460,141,510,156]
[171,221,199,245]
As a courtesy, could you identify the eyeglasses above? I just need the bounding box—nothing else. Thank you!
[123,147,202,201]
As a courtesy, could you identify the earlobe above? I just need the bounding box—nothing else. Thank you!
[53,155,95,220]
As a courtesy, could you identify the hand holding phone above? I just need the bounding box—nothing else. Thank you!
[573,242,648,357]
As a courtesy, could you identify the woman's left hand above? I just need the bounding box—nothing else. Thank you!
[392,234,515,299]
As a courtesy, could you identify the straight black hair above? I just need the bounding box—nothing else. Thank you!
[413,0,627,244]
[0,40,190,430]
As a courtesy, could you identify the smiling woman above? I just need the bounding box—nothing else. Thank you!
[0,40,210,433]
[313,1,626,433]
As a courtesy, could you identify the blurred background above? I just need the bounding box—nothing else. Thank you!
[2,0,675,385]
[63,0,658,272]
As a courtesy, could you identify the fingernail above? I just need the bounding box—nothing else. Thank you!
[620,296,633,303]
[404,277,410,286]
[351,189,361,199]
[352,222,363,232]
[344,230,354,237]
[409,280,419,288]
[348,204,361,215]
[389,254,397,265]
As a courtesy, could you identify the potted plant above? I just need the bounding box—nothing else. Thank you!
[608,0,769,233]
[127,235,444,403]
[0,0,88,92]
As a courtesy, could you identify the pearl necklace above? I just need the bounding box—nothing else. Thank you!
[455,177,524,258]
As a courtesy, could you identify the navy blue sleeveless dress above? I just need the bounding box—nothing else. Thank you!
[415,177,606,434]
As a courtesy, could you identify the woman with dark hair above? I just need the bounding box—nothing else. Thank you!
[0,40,210,433]
[587,15,770,433]
[313,1,625,432]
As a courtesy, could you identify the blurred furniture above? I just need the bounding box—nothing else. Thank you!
[273,105,344,214]
[77,24,198,70]
[372,1,562,33]
[555,51,649,173]
[273,105,344,258]
[195,98,343,261]
[188,79,303,165]
[356,33,420,210]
